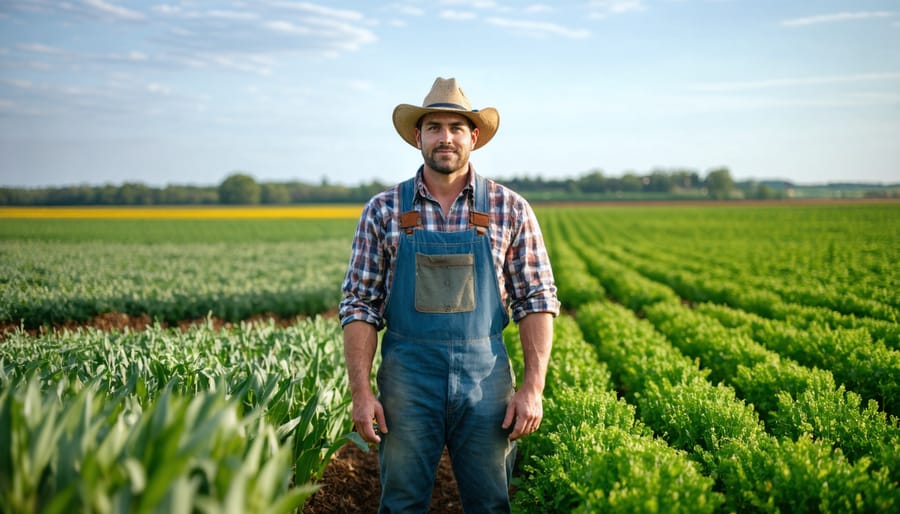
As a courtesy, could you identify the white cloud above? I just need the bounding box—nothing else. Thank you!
[82,0,145,21]
[441,10,477,21]
[264,20,311,34]
[383,3,425,17]
[439,0,498,8]
[486,17,590,39]
[781,11,895,27]
[265,1,364,22]
[146,82,171,95]
[17,43,65,55]
[144,3,379,68]
[589,0,646,18]
[2,78,33,89]
[204,10,260,21]
[524,5,554,15]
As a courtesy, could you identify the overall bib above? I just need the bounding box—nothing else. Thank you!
[377,175,516,514]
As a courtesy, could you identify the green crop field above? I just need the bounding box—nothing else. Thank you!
[1,201,898,513]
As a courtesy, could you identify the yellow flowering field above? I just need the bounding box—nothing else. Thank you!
[0,205,363,219]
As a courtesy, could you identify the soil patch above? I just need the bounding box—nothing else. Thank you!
[302,444,463,514]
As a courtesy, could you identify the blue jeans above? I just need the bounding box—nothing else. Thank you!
[377,333,516,513]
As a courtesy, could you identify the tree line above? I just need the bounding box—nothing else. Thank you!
[0,167,798,206]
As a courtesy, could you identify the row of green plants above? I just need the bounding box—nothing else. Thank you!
[604,241,900,348]
[0,317,360,513]
[688,301,900,415]
[552,204,899,322]
[505,316,722,513]
[1,240,348,328]
[538,204,900,511]
[599,204,895,303]
[578,301,898,512]
[645,300,900,482]
[557,213,899,419]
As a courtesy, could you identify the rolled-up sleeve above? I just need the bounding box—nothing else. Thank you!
[339,200,389,329]
[505,199,560,322]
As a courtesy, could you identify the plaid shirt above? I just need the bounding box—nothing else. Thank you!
[339,165,559,329]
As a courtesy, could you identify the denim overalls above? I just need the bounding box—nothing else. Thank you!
[377,175,516,513]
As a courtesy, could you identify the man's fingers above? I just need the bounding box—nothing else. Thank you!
[502,403,515,429]
[356,421,381,444]
[508,415,542,440]
[374,408,388,434]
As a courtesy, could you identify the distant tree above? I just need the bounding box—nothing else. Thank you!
[578,170,606,193]
[219,173,261,204]
[646,170,674,192]
[670,169,702,190]
[117,182,154,205]
[620,172,643,192]
[705,167,735,200]
[261,183,290,204]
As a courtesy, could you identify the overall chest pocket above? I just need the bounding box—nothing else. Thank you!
[415,253,475,313]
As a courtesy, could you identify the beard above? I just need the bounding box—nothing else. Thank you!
[423,144,470,175]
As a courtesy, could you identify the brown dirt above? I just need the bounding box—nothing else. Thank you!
[302,444,463,514]
[0,311,320,340]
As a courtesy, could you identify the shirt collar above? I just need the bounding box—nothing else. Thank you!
[413,164,476,205]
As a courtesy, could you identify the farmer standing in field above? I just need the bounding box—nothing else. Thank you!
[339,77,559,513]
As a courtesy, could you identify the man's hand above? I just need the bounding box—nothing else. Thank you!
[503,312,553,440]
[352,391,388,444]
[502,387,543,440]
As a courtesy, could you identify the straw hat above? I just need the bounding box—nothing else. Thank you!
[392,77,499,150]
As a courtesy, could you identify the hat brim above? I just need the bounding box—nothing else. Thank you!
[392,104,499,150]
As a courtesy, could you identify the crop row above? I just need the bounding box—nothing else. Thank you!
[548,211,900,416]
[578,301,898,512]
[1,240,348,327]
[554,204,898,315]
[0,317,358,513]
[505,316,722,513]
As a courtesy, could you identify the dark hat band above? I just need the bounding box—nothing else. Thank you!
[425,102,468,110]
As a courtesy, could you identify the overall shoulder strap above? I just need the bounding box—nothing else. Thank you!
[469,174,490,235]
[398,177,420,235]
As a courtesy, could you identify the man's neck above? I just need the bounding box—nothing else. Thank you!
[422,164,470,216]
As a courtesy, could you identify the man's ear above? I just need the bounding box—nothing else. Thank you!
[415,128,422,149]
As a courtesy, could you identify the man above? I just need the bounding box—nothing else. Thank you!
[339,77,559,513]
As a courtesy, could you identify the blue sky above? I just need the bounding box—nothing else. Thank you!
[1,0,898,188]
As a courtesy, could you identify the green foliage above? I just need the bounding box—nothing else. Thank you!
[696,302,900,416]
[577,300,899,513]
[0,239,349,327]
[717,436,898,513]
[507,315,722,514]
[0,218,357,243]
[2,202,898,512]
[0,317,354,512]
[218,173,261,205]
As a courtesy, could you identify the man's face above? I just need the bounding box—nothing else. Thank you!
[416,112,479,176]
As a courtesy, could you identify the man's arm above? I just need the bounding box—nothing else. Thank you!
[343,320,387,443]
[502,311,553,440]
